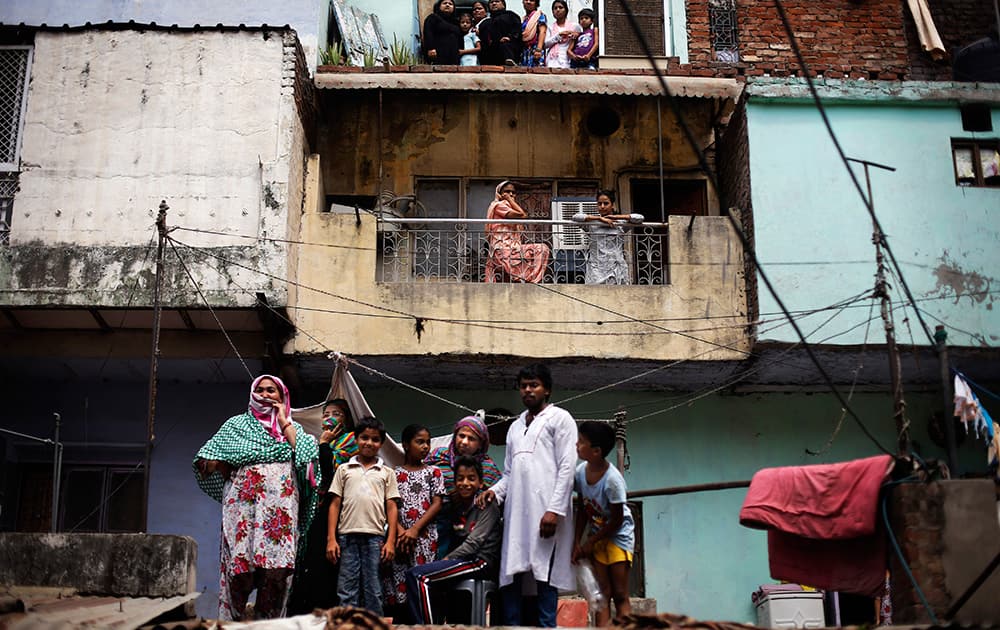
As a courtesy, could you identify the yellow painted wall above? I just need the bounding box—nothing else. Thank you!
[290,196,748,361]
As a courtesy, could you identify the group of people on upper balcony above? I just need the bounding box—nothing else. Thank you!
[422,0,599,69]
[486,181,643,284]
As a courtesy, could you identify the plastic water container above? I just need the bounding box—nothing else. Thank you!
[754,591,825,628]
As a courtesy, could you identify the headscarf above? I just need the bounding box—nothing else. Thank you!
[249,374,291,441]
[425,415,502,494]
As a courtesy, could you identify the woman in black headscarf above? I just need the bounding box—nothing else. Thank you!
[423,0,463,65]
[479,0,523,65]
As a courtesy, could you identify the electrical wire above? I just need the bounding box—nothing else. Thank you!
[172,225,375,251]
[770,0,936,347]
[613,0,892,455]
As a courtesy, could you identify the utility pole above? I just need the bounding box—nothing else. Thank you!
[934,325,959,474]
[849,158,909,455]
[144,201,168,531]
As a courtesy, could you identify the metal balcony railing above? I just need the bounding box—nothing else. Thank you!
[376,217,669,285]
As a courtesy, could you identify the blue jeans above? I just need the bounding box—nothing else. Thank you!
[501,573,559,627]
[336,533,384,615]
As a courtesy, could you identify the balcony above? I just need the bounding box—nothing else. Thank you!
[289,206,751,364]
[376,217,669,285]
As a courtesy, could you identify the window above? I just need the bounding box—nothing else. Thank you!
[953,140,1000,188]
[0,45,32,245]
[596,0,687,61]
[709,0,739,62]
[0,46,32,171]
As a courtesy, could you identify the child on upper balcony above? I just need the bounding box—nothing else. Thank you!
[459,13,482,65]
[571,190,642,285]
[568,8,598,69]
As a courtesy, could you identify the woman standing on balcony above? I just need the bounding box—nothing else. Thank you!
[485,181,551,283]
[194,375,320,621]
[479,0,523,65]
[543,0,580,68]
[423,0,463,65]
[520,0,548,66]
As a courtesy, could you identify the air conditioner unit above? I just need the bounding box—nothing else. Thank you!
[551,198,599,250]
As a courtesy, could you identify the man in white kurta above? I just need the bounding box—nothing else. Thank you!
[481,364,578,627]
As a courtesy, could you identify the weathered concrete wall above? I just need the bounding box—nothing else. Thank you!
[318,91,719,200]
[0,0,329,72]
[2,29,310,308]
[290,206,748,361]
[888,480,1000,624]
[0,533,196,597]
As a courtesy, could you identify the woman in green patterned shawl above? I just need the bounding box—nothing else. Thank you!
[194,374,319,621]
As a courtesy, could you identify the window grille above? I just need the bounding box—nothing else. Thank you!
[0,172,16,246]
[709,0,739,63]
[0,46,32,171]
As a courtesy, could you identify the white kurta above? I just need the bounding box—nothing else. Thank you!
[491,404,578,591]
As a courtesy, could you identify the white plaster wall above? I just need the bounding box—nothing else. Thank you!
[15,30,287,250]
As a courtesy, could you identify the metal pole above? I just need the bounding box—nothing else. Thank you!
[144,201,168,532]
[849,157,908,455]
[657,97,665,223]
[50,412,61,532]
[935,325,959,475]
[627,479,751,499]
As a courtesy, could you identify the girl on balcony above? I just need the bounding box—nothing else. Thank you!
[520,0,548,66]
[193,375,320,621]
[572,190,643,285]
[485,181,551,283]
[543,0,580,69]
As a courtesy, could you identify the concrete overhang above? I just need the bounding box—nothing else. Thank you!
[746,77,1000,105]
[315,70,743,100]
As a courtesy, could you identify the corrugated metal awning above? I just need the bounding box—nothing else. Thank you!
[315,70,743,101]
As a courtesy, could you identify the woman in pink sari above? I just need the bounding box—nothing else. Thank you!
[485,181,550,283]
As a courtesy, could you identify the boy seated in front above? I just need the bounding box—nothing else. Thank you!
[573,421,635,626]
[326,417,400,616]
[405,456,502,624]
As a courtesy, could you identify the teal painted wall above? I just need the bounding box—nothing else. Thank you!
[747,102,1000,348]
[360,384,990,623]
[351,0,420,54]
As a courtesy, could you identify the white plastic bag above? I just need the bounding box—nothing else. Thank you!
[575,560,607,612]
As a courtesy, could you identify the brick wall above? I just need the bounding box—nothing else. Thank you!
[715,95,757,326]
[676,0,910,79]
[887,482,949,624]
[906,0,996,80]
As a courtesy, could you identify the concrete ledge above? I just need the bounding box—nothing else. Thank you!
[0,533,197,598]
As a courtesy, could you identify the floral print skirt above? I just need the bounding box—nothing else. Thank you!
[218,461,299,620]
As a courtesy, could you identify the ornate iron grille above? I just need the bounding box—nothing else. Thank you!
[709,0,739,63]
[0,47,31,170]
[0,172,16,246]
[376,219,668,285]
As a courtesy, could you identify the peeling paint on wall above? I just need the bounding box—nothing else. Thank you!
[930,250,995,310]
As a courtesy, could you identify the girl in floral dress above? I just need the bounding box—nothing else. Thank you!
[194,375,320,621]
[383,424,445,621]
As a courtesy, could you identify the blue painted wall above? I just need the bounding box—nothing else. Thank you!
[747,101,1000,348]
[3,376,992,621]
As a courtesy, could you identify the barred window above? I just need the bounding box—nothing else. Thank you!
[709,0,739,63]
[0,172,15,246]
[603,0,666,57]
[0,46,32,171]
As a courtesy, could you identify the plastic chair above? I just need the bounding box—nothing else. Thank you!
[452,577,498,626]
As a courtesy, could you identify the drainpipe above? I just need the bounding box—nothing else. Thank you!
[144,201,168,532]
[657,98,665,223]
[51,413,61,532]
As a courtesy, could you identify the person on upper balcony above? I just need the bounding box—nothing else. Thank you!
[520,0,548,66]
[568,8,599,69]
[572,190,643,285]
[543,0,581,69]
[479,0,523,65]
[423,0,463,65]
